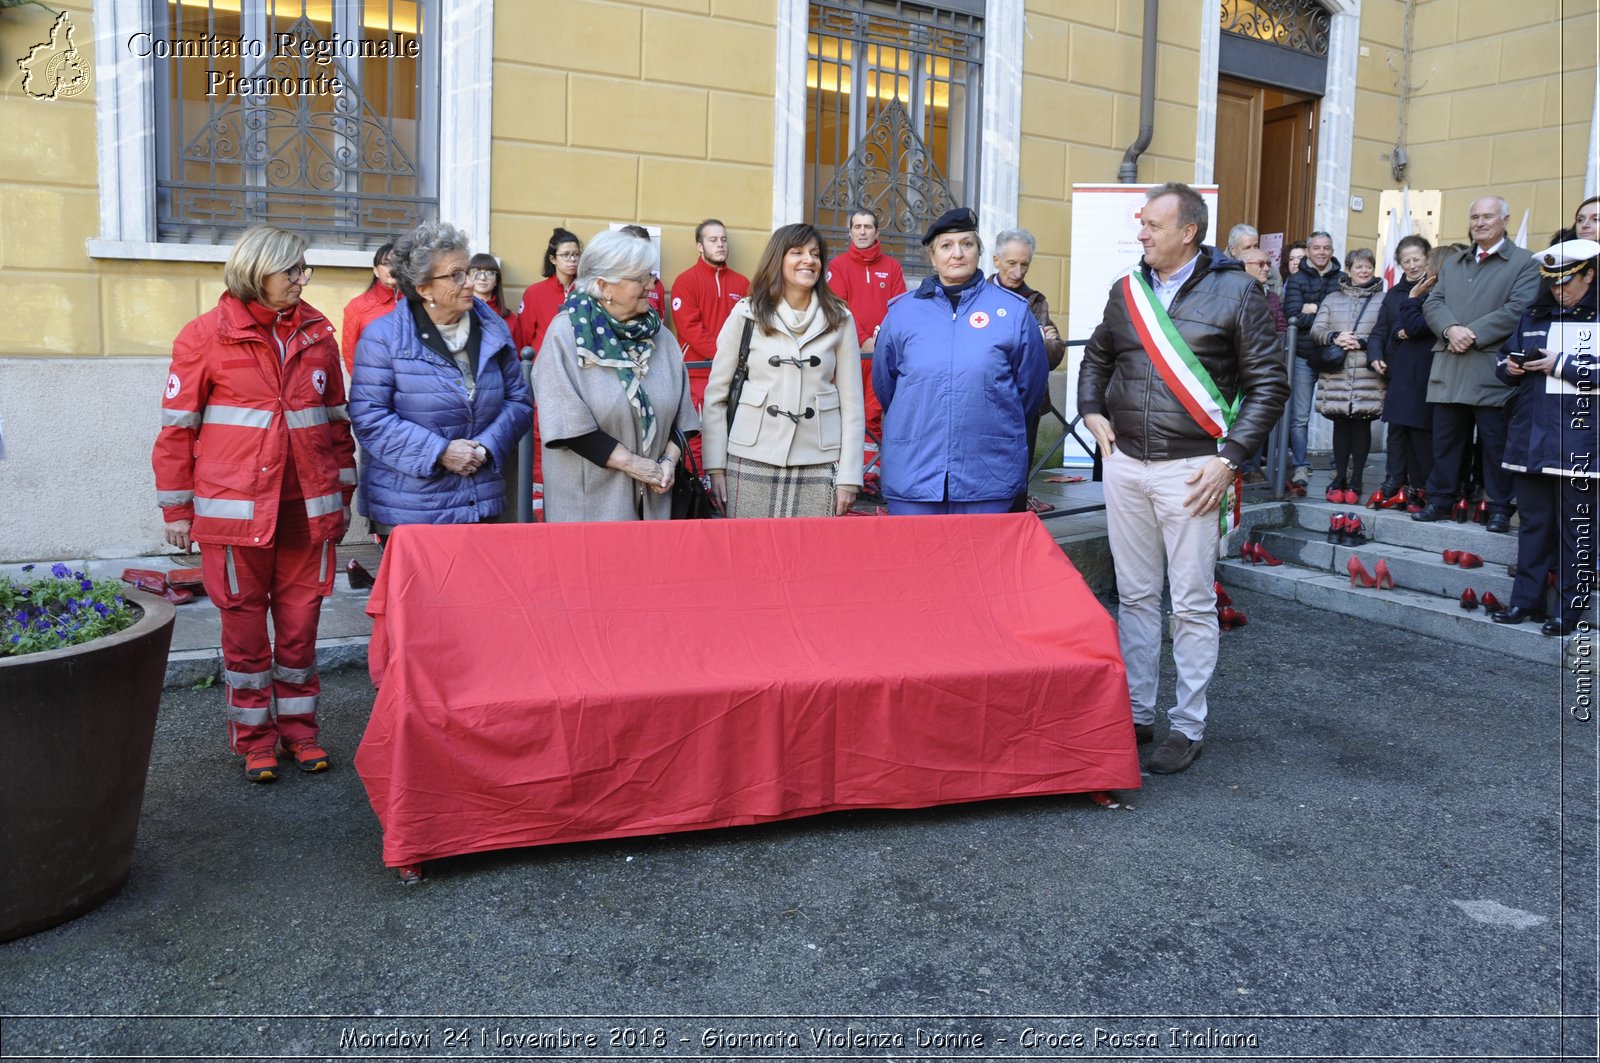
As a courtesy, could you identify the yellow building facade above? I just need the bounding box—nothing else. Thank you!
[0,0,1593,560]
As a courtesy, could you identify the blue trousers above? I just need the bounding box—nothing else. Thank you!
[1511,472,1594,621]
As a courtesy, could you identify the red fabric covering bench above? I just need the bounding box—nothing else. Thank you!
[354,514,1140,868]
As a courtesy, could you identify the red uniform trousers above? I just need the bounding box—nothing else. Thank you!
[201,500,336,755]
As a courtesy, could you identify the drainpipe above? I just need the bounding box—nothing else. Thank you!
[1118,0,1160,183]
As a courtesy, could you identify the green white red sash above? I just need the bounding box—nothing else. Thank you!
[1122,272,1244,536]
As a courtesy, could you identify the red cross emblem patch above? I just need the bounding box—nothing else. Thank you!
[968,311,990,329]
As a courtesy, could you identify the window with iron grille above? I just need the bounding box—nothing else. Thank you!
[806,0,984,271]
[1220,0,1331,58]
[151,0,437,250]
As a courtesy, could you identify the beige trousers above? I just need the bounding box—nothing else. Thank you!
[1102,449,1221,741]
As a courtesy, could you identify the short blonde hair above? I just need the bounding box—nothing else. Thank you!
[223,225,307,303]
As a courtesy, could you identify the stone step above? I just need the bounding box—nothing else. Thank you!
[1248,525,1533,606]
[1287,499,1518,566]
[1215,557,1563,665]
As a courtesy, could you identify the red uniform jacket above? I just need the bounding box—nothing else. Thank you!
[669,259,750,364]
[340,283,400,377]
[154,294,357,548]
[512,275,572,355]
[826,243,907,346]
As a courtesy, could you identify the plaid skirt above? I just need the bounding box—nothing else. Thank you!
[725,455,836,518]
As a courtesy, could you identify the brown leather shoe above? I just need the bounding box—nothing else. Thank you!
[1148,731,1202,774]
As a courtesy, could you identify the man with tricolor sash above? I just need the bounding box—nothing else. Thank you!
[1079,182,1288,775]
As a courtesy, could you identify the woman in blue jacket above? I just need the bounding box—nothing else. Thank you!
[350,222,533,537]
[871,208,1049,514]
[1490,239,1598,635]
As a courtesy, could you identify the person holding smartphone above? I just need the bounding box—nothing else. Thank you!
[1492,239,1599,634]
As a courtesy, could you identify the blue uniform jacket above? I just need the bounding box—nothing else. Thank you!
[1496,284,1597,479]
[350,297,533,525]
[872,273,1049,502]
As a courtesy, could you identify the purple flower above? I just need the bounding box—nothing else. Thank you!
[50,563,70,578]
[93,602,109,617]
[80,579,94,592]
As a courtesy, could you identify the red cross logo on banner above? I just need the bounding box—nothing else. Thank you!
[968,311,990,329]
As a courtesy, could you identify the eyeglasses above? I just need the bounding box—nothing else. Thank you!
[431,269,471,287]
[554,251,581,262]
[283,264,313,283]
[469,268,499,281]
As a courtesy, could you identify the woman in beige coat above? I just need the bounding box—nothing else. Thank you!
[702,223,865,517]
[1311,248,1387,503]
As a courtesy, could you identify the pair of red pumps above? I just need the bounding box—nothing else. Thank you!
[1442,549,1483,569]
[1449,498,1490,524]
[1239,541,1282,565]
[1460,588,1504,612]
[121,567,202,605]
[1346,556,1395,590]
[1214,580,1247,629]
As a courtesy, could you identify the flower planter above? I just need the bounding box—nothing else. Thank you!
[0,589,175,942]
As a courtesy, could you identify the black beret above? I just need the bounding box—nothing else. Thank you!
[920,207,978,246]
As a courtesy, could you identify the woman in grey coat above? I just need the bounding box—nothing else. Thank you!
[532,230,699,522]
[1311,249,1387,503]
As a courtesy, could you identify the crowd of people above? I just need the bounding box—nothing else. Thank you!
[151,187,1596,782]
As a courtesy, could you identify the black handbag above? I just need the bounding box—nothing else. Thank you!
[1307,343,1348,372]
[670,427,716,519]
[725,318,755,430]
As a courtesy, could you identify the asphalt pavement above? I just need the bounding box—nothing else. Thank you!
[1,592,1594,1063]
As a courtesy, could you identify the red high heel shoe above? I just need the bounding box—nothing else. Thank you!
[1473,500,1489,525]
[1457,552,1483,569]
[1214,580,1233,608]
[1460,588,1479,610]
[1326,483,1346,504]
[1442,549,1461,565]
[1374,559,1395,590]
[1243,541,1283,566]
[1342,487,1360,505]
[1381,487,1408,509]
[1365,488,1387,509]
[1481,591,1504,612]
[1218,606,1249,629]
[1451,498,1470,523]
[1347,555,1377,588]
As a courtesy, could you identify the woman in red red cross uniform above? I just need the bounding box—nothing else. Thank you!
[152,225,357,783]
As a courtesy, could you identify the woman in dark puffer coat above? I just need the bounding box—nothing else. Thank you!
[1365,234,1436,509]
[350,222,532,537]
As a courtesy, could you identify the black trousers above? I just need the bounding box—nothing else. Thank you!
[1426,403,1514,515]
[1512,472,1595,621]
[1383,423,1433,490]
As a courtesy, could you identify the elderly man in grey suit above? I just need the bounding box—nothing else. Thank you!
[1414,195,1541,533]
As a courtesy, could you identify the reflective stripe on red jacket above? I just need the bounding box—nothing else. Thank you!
[154,293,357,547]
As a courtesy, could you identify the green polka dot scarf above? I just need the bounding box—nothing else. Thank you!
[562,291,665,450]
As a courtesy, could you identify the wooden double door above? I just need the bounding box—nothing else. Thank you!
[1216,76,1318,265]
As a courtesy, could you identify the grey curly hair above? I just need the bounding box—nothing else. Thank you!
[390,221,472,299]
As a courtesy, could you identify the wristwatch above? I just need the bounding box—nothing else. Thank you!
[1217,456,1240,472]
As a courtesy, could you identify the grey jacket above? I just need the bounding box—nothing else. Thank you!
[1079,251,1288,466]
[1422,241,1541,407]
[533,314,700,523]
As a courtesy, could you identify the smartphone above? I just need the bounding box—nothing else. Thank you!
[1508,351,1530,364]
